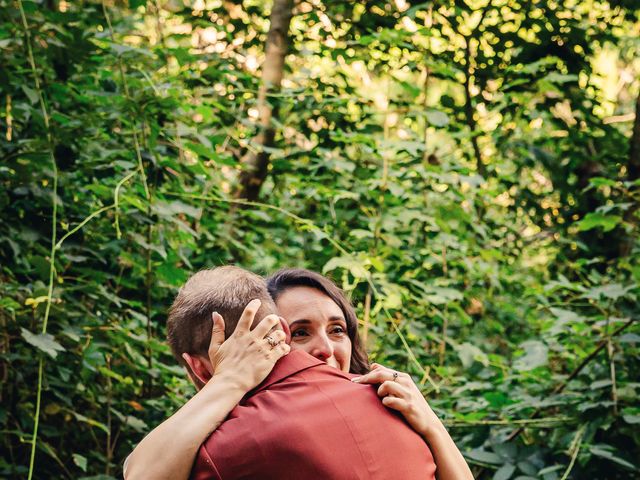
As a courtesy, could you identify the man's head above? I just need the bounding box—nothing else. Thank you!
[167,266,277,388]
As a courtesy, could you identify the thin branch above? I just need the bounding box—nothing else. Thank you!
[18,2,59,478]
[114,170,138,239]
[506,317,636,441]
[362,287,372,346]
[560,425,586,480]
[56,205,116,250]
[446,416,572,427]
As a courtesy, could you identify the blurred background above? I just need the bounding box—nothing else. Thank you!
[1,0,639,478]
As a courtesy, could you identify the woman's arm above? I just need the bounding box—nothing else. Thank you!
[124,301,289,480]
[352,363,474,480]
[123,370,249,480]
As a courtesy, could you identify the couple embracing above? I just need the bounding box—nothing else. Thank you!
[124,266,474,479]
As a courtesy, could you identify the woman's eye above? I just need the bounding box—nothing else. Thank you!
[291,329,309,338]
[330,326,346,335]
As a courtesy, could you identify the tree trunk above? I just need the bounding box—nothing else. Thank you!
[463,39,487,179]
[619,90,640,256]
[235,0,293,201]
[628,90,640,182]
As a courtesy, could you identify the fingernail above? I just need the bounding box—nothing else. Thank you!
[351,377,361,383]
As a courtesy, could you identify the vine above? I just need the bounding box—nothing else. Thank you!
[17,1,58,478]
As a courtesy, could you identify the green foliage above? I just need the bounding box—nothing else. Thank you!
[1,1,639,479]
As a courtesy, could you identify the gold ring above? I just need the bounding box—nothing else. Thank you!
[392,371,399,381]
[266,336,279,348]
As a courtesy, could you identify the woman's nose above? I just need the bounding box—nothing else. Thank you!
[310,334,333,361]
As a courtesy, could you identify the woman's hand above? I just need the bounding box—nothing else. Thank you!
[207,299,291,392]
[353,363,474,479]
[351,363,439,437]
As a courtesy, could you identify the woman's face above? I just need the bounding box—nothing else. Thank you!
[275,286,352,373]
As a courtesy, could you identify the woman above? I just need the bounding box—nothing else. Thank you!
[125,268,473,480]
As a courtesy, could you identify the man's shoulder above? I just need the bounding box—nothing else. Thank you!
[193,357,436,480]
[249,350,338,393]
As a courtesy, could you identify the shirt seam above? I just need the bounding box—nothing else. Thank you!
[200,445,223,480]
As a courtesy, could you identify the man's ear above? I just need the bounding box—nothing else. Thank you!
[278,316,292,345]
[182,353,214,389]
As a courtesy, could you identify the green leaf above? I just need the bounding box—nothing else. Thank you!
[73,453,88,472]
[152,199,201,219]
[590,379,612,389]
[514,340,548,371]
[323,256,369,278]
[185,142,236,166]
[21,85,38,104]
[623,415,640,425]
[125,415,148,432]
[349,229,374,240]
[0,297,21,311]
[589,177,617,188]
[425,109,450,127]
[589,445,637,470]
[543,72,578,84]
[576,212,622,232]
[494,464,516,480]
[583,283,634,301]
[21,328,65,358]
[156,261,188,287]
[419,286,463,305]
[456,343,489,368]
[619,333,640,343]
[72,412,109,434]
[466,449,503,465]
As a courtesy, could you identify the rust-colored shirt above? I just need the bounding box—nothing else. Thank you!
[190,350,437,480]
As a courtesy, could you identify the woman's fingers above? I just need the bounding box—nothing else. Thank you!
[377,379,405,398]
[235,299,262,333]
[267,329,286,344]
[252,314,282,339]
[351,370,383,384]
[261,328,286,350]
[381,395,409,411]
[352,367,403,385]
[208,312,226,355]
[270,341,290,359]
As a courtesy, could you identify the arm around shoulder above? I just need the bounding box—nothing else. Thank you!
[124,374,247,480]
[124,307,290,480]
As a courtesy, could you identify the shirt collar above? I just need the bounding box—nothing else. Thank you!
[249,350,326,395]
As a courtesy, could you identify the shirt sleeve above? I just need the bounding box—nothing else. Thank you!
[189,444,223,480]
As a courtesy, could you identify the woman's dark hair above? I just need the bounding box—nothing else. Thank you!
[266,268,370,375]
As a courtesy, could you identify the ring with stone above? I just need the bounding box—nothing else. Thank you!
[392,371,399,381]
[265,335,279,348]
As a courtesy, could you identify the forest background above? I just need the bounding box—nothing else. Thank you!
[1,0,640,479]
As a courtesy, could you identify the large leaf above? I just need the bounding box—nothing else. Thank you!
[576,212,622,232]
[513,340,548,371]
[21,328,65,359]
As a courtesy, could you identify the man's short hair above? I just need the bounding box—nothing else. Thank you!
[167,266,277,365]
